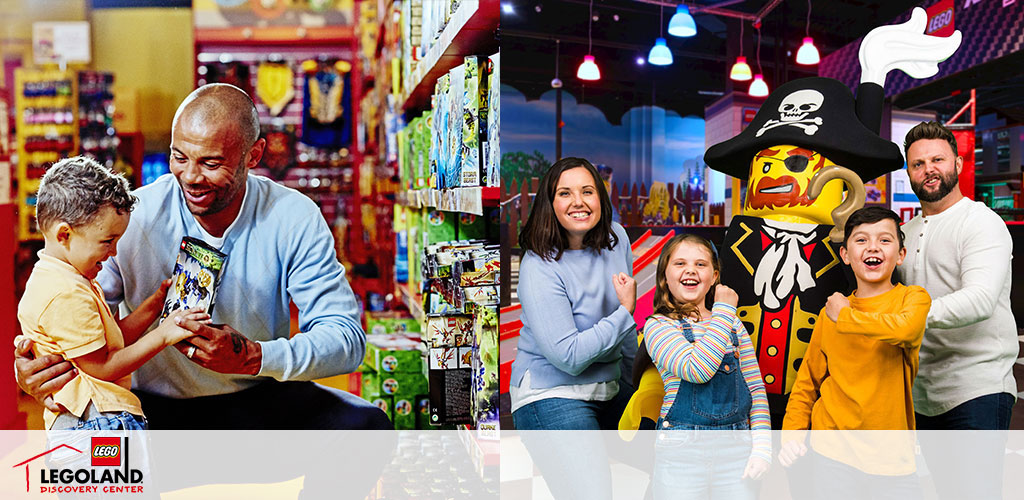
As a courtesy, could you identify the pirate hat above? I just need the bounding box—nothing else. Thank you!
[704,77,903,182]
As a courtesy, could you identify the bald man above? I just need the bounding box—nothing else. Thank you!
[15,84,391,430]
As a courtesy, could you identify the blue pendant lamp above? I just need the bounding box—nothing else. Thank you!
[648,6,674,66]
[667,4,696,37]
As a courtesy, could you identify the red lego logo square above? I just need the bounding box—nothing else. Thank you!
[91,437,121,467]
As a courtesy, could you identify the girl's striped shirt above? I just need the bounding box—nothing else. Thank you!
[645,303,771,462]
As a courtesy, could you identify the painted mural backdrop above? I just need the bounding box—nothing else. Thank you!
[501,85,706,197]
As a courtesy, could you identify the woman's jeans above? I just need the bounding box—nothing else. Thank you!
[513,388,634,500]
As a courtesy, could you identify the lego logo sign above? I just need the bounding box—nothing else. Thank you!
[926,0,955,37]
[91,437,121,467]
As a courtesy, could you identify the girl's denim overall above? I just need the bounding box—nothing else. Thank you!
[653,319,756,500]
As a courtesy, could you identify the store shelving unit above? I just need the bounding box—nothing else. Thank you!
[396,186,499,215]
[400,0,498,114]
[12,69,118,241]
[362,0,498,437]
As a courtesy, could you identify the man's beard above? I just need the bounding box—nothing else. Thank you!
[911,170,958,203]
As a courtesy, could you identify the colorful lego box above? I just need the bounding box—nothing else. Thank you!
[426,315,474,348]
[444,64,465,188]
[472,306,499,438]
[460,56,486,187]
[485,52,500,187]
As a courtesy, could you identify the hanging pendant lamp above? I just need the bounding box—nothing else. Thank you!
[729,21,751,81]
[576,0,601,81]
[667,4,696,37]
[796,0,820,65]
[648,6,673,66]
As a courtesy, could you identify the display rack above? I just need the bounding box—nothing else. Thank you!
[397,186,499,215]
[14,69,76,240]
[13,69,118,241]
[400,0,499,113]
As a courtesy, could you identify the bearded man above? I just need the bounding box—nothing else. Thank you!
[899,120,1017,500]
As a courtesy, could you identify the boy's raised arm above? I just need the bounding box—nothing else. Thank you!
[834,287,930,348]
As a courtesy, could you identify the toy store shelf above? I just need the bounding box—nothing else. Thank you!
[397,187,497,215]
[397,283,425,323]
[194,26,355,44]
[400,0,499,114]
[459,428,499,479]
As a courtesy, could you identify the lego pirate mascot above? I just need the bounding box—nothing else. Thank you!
[702,8,961,425]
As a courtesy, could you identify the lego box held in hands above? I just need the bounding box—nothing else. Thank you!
[161,237,227,322]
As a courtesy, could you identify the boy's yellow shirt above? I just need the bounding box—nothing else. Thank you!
[18,252,143,429]
[782,283,930,475]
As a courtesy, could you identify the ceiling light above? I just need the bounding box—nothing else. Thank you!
[577,0,601,81]
[668,4,696,37]
[796,0,820,65]
[501,3,514,14]
[577,55,600,80]
[729,56,752,81]
[648,38,673,65]
[749,74,769,97]
[648,7,673,66]
[796,37,820,65]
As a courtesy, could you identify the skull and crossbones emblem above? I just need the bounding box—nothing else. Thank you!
[756,89,824,137]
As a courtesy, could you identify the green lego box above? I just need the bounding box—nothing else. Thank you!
[366,313,422,335]
[371,371,428,399]
[364,334,424,374]
[457,212,486,240]
[370,395,393,422]
[392,396,420,430]
[361,369,381,399]
[424,209,457,244]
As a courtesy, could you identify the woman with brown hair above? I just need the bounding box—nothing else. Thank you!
[510,157,637,430]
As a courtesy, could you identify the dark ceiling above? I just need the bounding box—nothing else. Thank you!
[501,0,1024,126]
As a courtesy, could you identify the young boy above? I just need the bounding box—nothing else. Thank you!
[18,156,204,430]
[778,206,931,498]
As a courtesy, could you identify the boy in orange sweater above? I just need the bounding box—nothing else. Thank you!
[779,206,930,499]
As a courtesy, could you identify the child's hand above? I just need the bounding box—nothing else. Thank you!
[137,278,173,316]
[778,440,807,468]
[612,272,637,315]
[714,284,739,308]
[742,455,770,480]
[157,308,210,345]
[825,292,850,323]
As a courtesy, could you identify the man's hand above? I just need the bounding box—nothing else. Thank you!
[742,455,770,480]
[778,440,807,468]
[174,321,262,375]
[14,337,76,412]
[825,292,850,323]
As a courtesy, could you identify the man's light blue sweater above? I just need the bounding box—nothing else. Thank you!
[98,173,365,398]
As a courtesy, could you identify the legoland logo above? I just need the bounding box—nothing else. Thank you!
[11,436,145,495]
[91,437,121,466]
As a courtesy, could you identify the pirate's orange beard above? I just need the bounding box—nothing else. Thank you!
[746,175,817,211]
[743,146,840,224]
